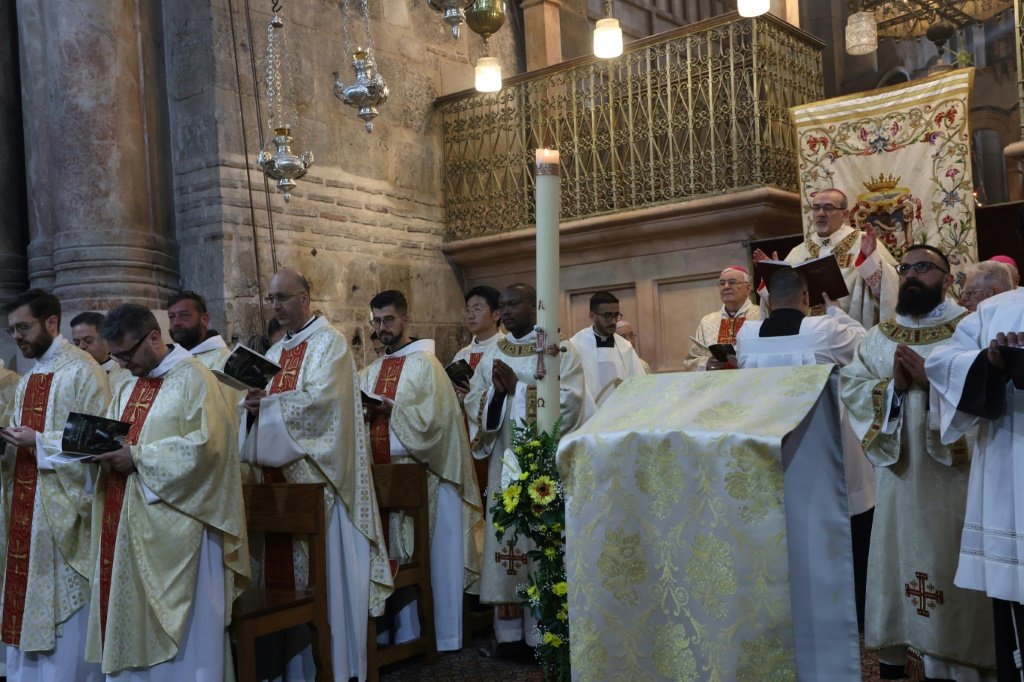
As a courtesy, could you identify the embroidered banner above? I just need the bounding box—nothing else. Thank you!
[792,69,976,295]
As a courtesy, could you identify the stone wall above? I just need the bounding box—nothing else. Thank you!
[162,0,520,366]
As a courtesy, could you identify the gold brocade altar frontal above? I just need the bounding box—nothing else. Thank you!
[557,366,861,681]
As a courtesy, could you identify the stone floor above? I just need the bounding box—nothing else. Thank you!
[376,633,897,681]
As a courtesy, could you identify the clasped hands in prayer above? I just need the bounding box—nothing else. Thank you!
[0,425,36,448]
[892,344,928,391]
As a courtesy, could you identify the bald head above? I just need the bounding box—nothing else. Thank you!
[268,267,313,333]
[499,283,537,337]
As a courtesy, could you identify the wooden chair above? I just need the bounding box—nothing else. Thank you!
[231,483,333,682]
[367,463,437,682]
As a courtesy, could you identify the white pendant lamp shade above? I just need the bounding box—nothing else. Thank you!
[475,56,502,92]
[593,17,623,59]
[737,0,770,17]
[845,11,878,55]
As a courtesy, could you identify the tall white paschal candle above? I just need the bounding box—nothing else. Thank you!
[535,148,561,433]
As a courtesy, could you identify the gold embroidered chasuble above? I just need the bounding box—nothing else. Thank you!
[256,321,392,615]
[0,339,110,652]
[0,365,20,425]
[358,341,484,590]
[464,331,587,605]
[784,224,899,328]
[85,352,249,672]
[840,303,996,670]
[683,300,760,371]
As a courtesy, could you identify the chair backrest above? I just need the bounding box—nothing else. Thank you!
[371,463,428,511]
[243,483,327,589]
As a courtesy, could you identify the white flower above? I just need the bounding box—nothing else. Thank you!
[500,448,522,489]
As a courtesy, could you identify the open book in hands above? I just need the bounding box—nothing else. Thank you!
[755,255,851,307]
[49,412,131,464]
[212,344,282,391]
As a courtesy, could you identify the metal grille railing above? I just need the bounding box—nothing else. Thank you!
[437,12,824,240]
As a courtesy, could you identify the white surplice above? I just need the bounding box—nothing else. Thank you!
[569,327,647,409]
[683,300,760,371]
[926,288,1024,604]
[737,307,875,515]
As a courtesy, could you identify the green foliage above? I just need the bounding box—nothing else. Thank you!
[489,419,570,682]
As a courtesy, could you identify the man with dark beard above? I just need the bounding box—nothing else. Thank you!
[0,289,109,679]
[841,245,996,680]
[167,291,230,371]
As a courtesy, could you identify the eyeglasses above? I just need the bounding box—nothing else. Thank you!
[718,279,748,288]
[370,315,398,329]
[265,292,304,304]
[464,305,489,315]
[594,312,623,322]
[4,320,41,338]
[111,335,148,362]
[961,288,992,298]
[810,204,842,213]
[896,261,948,276]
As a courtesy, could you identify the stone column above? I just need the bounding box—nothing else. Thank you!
[16,0,178,312]
[0,0,28,305]
[521,0,563,71]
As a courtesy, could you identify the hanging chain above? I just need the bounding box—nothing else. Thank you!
[342,0,352,58]
[361,0,374,52]
[264,6,298,131]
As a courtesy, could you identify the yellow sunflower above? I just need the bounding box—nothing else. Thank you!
[528,475,557,506]
[502,484,521,513]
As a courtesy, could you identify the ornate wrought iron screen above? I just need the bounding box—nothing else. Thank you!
[437,12,824,241]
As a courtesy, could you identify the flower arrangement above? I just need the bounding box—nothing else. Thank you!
[490,420,569,682]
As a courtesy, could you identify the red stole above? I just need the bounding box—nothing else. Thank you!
[717,316,747,344]
[368,356,405,465]
[262,342,307,590]
[1,373,53,645]
[99,376,163,642]
[469,352,483,370]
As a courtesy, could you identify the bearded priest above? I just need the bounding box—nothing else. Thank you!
[86,303,249,678]
[359,289,483,652]
[0,289,110,681]
[239,268,392,681]
[464,283,588,646]
[840,245,995,680]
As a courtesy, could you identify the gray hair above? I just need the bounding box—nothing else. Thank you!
[964,261,1013,293]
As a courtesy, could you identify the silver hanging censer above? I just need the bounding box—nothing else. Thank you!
[258,127,314,201]
[336,0,388,133]
[334,49,389,133]
[258,12,313,202]
[428,0,473,39]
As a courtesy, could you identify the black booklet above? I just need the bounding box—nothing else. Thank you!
[755,255,851,307]
[361,390,384,407]
[213,344,282,391]
[444,358,474,386]
[54,412,131,463]
[998,346,1024,389]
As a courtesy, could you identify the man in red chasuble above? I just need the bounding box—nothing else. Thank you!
[85,304,248,678]
[359,289,483,653]
[683,266,760,371]
[0,289,110,680]
[239,268,391,681]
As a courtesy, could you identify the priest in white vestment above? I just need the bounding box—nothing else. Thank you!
[240,268,392,681]
[87,303,249,680]
[614,319,651,373]
[0,290,111,681]
[683,266,759,371]
[359,289,483,652]
[926,286,1024,679]
[465,283,588,645]
[571,291,646,409]
[71,311,131,394]
[167,291,232,371]
[841,245,995,680]
[959,261,1013,313]
[754,188,899,328]
[450,285,505,377]
[736,268,875,629]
